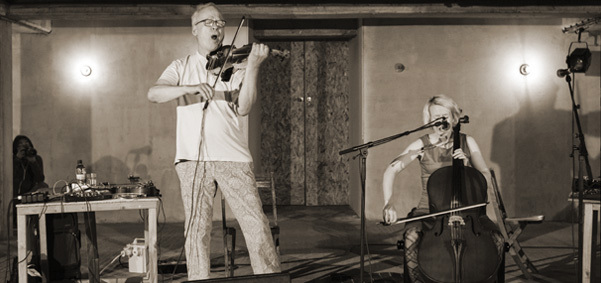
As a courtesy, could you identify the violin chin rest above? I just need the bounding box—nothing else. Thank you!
[232,61,248,69]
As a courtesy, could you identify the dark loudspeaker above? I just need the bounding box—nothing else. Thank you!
[46,213,81,280]
[184,272,290,283]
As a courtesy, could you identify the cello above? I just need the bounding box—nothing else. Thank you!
[417,116,503,282]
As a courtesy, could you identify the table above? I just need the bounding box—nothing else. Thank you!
[16,198,159,283]
[580,199,600,283]
[570,198,600,283]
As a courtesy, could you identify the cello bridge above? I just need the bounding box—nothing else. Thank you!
[448,215,465,226]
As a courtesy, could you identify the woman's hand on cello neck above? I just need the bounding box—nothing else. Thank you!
[452,148,469,166]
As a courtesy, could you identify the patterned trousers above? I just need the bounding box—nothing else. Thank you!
[175,161,281,280]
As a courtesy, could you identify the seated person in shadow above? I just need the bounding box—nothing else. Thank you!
[13,135,46,194]
[13,135,80,281]
[13,135,47,281]
[13,135,48,226]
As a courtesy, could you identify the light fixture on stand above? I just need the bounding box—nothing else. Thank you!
[557,29,594,283]
[558,16,594,78]
[566,47,591,73]
[556,43,591,78]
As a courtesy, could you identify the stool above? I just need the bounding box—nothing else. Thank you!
[256,171,280,255]
[490,169,544,279]
[220,172,280,278]
[396,240,410,282]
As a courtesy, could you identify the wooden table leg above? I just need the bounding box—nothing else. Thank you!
[581,204,599,283]
[38,215,48,283]
[148,206,158,283]
[17,213,27,282]
[591,207,599,282]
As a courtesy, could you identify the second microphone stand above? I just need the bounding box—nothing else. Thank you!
[563,72,593,282]
[339,117,447,282]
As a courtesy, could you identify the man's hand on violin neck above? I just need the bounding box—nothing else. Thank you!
[246,43,270,68]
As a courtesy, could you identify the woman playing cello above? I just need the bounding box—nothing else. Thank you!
[381,95,504,282]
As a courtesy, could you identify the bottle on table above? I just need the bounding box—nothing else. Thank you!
[76,160,86,186]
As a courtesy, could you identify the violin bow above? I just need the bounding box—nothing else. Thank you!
[204,16,246,110]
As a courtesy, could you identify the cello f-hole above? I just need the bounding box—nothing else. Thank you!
[434,217,446,237]
[466,215,482,236]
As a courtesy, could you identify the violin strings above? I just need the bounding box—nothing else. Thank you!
[211,16,245,88]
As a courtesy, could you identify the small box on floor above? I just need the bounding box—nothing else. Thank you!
[126,238,147,273]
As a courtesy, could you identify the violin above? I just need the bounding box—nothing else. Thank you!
[206,44,290,82]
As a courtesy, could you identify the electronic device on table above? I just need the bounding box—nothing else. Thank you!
[66,176,161,202]
[19,176,161,204]
[569,178,600,201]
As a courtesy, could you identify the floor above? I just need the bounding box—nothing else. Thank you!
[0,205,599,282]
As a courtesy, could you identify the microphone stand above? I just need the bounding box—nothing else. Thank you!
[339,118,446,282]
[563,72,593,282]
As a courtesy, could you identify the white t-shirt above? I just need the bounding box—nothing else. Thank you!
[157,52,252,163]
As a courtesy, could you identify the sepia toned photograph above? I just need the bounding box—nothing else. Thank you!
[0,1,599,282]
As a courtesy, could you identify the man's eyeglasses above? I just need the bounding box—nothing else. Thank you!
[195,19,226,28]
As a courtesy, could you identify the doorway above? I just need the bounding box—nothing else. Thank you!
[258,40,350,206]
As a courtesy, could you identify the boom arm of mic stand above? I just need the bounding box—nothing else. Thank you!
[337,119,440,282]
[339,120,437,156]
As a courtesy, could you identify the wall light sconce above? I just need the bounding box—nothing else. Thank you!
[80,65,92,77]
[519,64,530,76]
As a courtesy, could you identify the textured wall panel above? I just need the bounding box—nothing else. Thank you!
[304,41,319,206]
[260,41,350,206]
[305,41,350,206]
[259,41,295,205]
[319,41,350,205]
[289,42,307,205]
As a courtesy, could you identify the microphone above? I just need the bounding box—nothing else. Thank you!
[441,120,450,130]
[433,117,449,130]
[557,68,571,78]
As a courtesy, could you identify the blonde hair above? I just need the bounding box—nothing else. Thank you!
[422,95,462,126]
[191,2,219,26]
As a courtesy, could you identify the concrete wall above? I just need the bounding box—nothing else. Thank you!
[12,19,600,223]
[360,20,600,221]
[1,21,13,239]
[14,21,249,222]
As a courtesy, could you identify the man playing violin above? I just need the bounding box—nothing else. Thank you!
[381,95,503,282]
[147,2,280,280]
